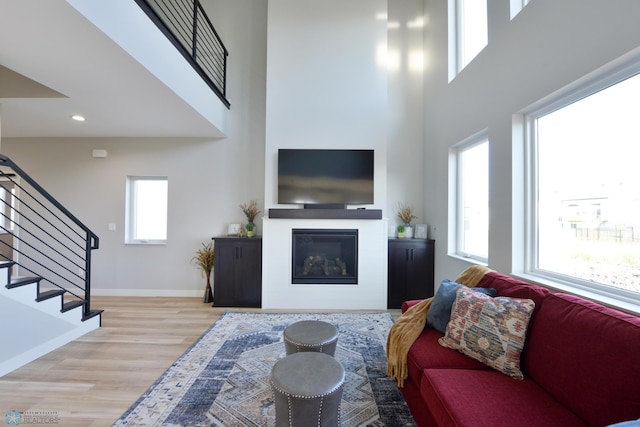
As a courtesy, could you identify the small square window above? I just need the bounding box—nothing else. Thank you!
[125,176,168,244]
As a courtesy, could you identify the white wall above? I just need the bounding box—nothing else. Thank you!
[387,0,426,231]
[264,0,388,211]
[422,0,640,282]
[2,0,268,296]
[262,0,390,309]
[2,138,238,295]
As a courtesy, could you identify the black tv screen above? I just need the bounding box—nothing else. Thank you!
[278,149,374,206]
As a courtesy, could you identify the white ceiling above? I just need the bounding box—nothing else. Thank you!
[0,0,225,138]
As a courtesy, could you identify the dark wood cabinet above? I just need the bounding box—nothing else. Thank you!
[212,237,262,307]
[387,238,435,309]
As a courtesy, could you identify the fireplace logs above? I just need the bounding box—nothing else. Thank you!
[303,256,347,276]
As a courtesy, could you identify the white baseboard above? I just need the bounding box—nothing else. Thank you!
[92,289,203,298]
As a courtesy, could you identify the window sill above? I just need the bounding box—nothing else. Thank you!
[447,253,488,266]
[125,241,167,246]
[512,272,640,316]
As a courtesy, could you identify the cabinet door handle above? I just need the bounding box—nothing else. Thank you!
[406,248,414,261]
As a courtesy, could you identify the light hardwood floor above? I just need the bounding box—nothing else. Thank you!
[0,296,401,427]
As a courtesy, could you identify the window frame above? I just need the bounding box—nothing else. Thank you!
[449,131,489,264]
[125,176,169,245]
[521,51,640,310]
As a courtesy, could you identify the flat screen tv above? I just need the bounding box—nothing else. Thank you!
[278,149,374,207]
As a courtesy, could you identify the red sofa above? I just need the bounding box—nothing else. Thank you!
[399,271,640,427]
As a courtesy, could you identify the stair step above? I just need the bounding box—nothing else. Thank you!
[36,289,66,302]
[82,309,104,323]
[6,276,41,289]
[62,300,86,313]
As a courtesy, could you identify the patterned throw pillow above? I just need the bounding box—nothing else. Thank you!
[439,286,535,380]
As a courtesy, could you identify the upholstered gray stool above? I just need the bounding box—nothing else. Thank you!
[271,352,345,427]
[283,320,339,356]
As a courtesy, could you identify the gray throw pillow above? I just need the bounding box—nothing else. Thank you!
[426,279,497,333]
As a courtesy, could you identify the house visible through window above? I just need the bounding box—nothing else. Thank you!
[125,176,168,244]
[528,71,640,302]
[452,135,489,262]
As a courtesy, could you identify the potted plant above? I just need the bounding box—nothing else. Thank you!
[397,203,417,238]
[240,200,261,237]
[192,242,215,303]
[397,224,406,239]
[245,222,255,237]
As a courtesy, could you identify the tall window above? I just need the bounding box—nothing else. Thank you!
[527,70,640,303]
[451,0,488,75]
[125,176,168,244]
[510,0,531,19]
[452,135,489,262]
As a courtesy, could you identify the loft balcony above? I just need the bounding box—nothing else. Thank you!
[134,0,229,108]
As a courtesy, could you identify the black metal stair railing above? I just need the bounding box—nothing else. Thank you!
[135,0,230,108]
[0,155,101,320]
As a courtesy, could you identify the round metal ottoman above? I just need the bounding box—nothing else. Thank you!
[283,320,339,356]
[270,352,345,427]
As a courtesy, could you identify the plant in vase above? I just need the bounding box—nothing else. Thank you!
[192,241,215,303]
[397,224,406,239]
[240,199,261,237]
[397,203,417,238]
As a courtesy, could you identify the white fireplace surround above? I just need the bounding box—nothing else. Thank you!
[262,0,388,310]
[262,217,388,310]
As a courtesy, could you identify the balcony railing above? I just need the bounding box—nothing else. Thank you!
[135,0,230,108]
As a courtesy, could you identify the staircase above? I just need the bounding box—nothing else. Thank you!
[0,155,102,377]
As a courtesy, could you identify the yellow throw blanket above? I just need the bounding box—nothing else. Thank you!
[385,265,494,387]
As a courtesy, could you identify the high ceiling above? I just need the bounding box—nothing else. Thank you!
[0,0,224,138]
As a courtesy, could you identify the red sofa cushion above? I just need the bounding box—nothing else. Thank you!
[524,292,640,426]
[399,375,437,427]
[420,368,588,427]
[407,328,490,384]
[401,299,424,312]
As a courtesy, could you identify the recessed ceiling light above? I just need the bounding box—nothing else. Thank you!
[71,115,85,122]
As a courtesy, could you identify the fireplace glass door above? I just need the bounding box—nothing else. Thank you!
[291,229,358,284]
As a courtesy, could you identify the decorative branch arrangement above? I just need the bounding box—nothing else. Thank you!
[397,203,417,224]
[192,241,215,303]
[240,200,261,223]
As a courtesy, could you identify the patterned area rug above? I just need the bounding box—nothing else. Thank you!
[113,312,415,427]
